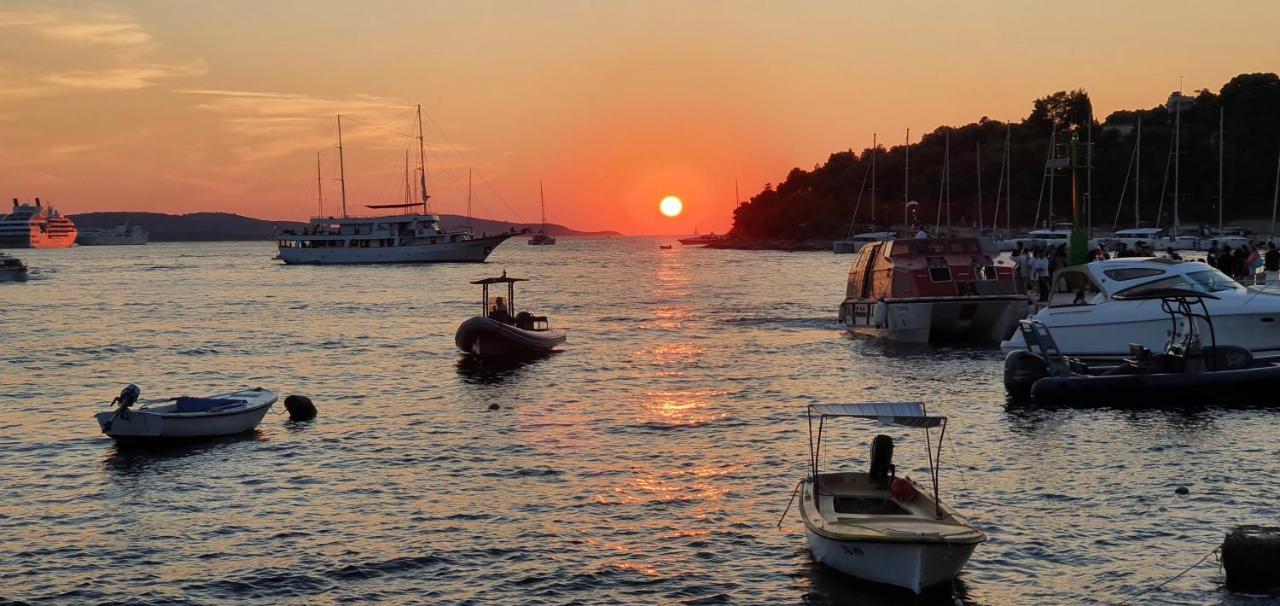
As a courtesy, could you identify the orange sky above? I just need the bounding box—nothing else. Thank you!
[1,1,1277,235]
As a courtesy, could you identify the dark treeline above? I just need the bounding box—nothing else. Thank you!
[731,73,1280,241]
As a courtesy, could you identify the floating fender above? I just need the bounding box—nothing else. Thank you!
[1003,350,1047,402]
[1222,525,1280,592]
[283,395,317,421]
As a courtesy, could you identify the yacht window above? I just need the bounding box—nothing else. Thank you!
[926,257,952,282]
[971,255,996,281]
[1050,271,1101,307]
[1117,269,1244,297]
[1104,268,1166,281]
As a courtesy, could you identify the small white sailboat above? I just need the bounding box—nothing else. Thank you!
[95,385,277,440]
[797,402,985,594]
[529,181,556,245]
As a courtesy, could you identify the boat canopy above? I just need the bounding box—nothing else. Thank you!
[471,274,529,285]
[809,402,943,428]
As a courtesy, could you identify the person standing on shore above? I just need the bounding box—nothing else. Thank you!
[1031,249,1050,303]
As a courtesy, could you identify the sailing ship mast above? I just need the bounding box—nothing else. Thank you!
[316,152,324,218]
[539,180,547,233]
[416,104,430,214]
[337,114,348,219]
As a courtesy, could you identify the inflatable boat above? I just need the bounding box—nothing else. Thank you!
[1004,288,1280,406]
[455,272,566,359]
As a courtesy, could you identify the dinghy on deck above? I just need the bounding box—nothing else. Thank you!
[797,402,985,594]
[95,385,276,440]
[455,272,566,359]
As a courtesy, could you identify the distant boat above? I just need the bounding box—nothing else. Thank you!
[277,107,518,264]
[528,181,556,245]
[678,229,726,246]
[0,198,77,249]
[0,252,29,281]
[659,244,673,250]
[77,221,148,246]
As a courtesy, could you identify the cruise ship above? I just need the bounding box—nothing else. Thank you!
[276,106,518,264]
[0,198,78,249]
[78,221,148,246]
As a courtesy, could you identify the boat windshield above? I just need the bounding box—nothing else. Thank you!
[1116,268,1244,297]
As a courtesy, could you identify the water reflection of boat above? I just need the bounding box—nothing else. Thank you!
[95,385,276,441]
[798,402,985,595]
[455,272,566,358]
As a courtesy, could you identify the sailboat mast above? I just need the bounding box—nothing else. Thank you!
[404,149,411,212]
[1087,111,1093,238]
[337,114,348,219]
[316,151,324,218]
[1135,118,1142,229]
[1173,94,1181,235]
[1271,146,1279,235]
[975,141,983,231]
[1004,123,1011,234]
[904,128,910,230]
[1218,106,1224,234]
[467,168,473,227]
[871,133,877,223]
[416,104,430,214]
[540,180,547,231]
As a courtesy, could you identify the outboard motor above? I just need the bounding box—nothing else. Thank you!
[869,434,895,485]
[1003,350,1048,403]
[113,384,140,415]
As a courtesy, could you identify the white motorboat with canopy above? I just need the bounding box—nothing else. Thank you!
[95,385,277,440]
[1001,258,1280,359]
[795,402,985,594]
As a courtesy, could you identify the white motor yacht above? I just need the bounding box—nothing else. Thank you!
[0,252,28,281]
[1001,257,1280,359]
[797,402,985,594]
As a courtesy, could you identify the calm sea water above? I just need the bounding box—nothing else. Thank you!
[2,238,1275,605]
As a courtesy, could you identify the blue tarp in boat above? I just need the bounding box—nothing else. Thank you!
[175,397,244,413]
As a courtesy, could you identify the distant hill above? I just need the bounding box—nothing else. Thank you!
[67,212,619,242]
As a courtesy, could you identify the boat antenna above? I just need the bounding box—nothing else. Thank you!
[337,114,348,219]
[416,104,431,214]
[315,151,324,218]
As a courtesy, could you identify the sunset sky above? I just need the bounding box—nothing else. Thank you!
[2,1,1277,234]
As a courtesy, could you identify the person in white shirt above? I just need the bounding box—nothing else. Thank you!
[1030,250,1050,302]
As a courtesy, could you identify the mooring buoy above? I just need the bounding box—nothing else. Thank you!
[1222,525,1280,592]
[284,395,317,421]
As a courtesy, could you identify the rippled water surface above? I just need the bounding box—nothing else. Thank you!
[2,239,1277,605]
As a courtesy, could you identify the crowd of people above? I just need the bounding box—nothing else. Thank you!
[1009,239,1280,303]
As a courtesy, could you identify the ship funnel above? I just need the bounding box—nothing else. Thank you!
[34,197,41,207]
[10,198,16,209]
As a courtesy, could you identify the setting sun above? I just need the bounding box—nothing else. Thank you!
[659,196,683,218]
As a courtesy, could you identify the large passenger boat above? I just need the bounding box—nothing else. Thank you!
[838,236,1028,343]
[78,221,148,246]
[276,106,517,264]
[0,198,78,249]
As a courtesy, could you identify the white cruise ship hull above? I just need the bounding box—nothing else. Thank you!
[279,234,512,264]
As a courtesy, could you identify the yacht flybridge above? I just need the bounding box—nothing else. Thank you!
[277,106,518,264]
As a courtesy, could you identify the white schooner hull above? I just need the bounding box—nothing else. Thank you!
[279,234,513,264]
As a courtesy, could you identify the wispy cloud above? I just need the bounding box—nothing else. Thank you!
[0,7,200,98]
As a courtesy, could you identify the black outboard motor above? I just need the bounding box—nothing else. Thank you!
[112,384,140,417]
[1003,350,1048,402]
[869,434,895,486]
